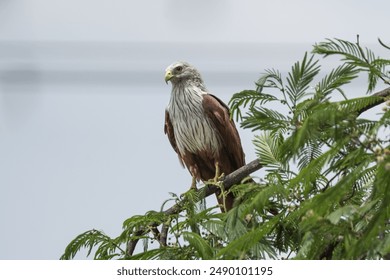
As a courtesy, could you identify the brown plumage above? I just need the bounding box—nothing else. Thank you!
[164,61,246,212]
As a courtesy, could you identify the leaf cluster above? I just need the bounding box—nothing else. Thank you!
[229,37,390,259]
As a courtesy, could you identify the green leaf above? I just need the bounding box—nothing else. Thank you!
[60,229,116,260]
[327,205,358,225]
[229,90,279,121]
[285,53,320,106]
[316,63,359,97]
[253,132,283,168]
[241,106,289,132]
[256,68,284,92]
[216,216,279,259]
[183,231,214,259]
[313,38,390,92]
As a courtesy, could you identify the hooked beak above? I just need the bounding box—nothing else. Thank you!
[165,70,173,84]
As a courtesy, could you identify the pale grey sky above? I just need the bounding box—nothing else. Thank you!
[0,0,388,43]
[0,0,389,259]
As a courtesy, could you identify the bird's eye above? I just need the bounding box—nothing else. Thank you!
[175,66,183,72]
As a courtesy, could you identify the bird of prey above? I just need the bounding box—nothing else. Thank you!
[164,61,246,212]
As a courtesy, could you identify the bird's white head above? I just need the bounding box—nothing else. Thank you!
[164,61,204,87]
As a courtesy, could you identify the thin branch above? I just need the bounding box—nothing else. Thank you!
[159,223,169,247]
[357,87,390,116]
[378,38,390,51]
[126,158,263,256]
[150,225,160,241]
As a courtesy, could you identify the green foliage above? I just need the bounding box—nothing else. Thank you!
[60,229,125,260]
[313,37,390,92]
[61,37,390,260]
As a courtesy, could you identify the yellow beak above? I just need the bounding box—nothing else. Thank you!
[165,70,173,84]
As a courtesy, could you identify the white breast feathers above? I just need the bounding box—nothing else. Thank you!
[167,86,221,156]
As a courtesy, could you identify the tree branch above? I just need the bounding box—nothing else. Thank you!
[126,158,263,256]
[357,87,390,116]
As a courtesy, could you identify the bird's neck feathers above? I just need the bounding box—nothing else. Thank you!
[189,77,207,91]
[169,79,208,105]
[169,85,202,110]
[172,74,207,91]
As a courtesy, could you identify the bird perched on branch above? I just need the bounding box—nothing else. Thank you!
[164,61,247,212]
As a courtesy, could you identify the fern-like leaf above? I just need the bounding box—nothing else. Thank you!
[183,231,214,259]
[60,229,117,260]
[256,68,285,92]
[253,132,283,168]
[313,38,390,92]
[229,90,279,122]
[285,53,320,106]
[241,106,289,133]
[216,216,279,259]
[316,63,359,97]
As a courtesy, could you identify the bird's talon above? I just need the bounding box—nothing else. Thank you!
[217,172,225,182]
[212,162,224,183]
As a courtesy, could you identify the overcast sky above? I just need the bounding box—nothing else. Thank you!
[0,0,388,43]
[1,0,389,259]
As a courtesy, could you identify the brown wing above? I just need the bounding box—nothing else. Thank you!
[164,110,184,167]
[202,94,245,172]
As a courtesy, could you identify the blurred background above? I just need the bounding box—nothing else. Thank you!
[0,0,389,259]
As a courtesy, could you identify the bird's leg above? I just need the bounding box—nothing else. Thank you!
[211,162,234,212]
[188,166,199,190]
[180,172,198,199]
[213,161,225,183]
[190,175,197,190]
